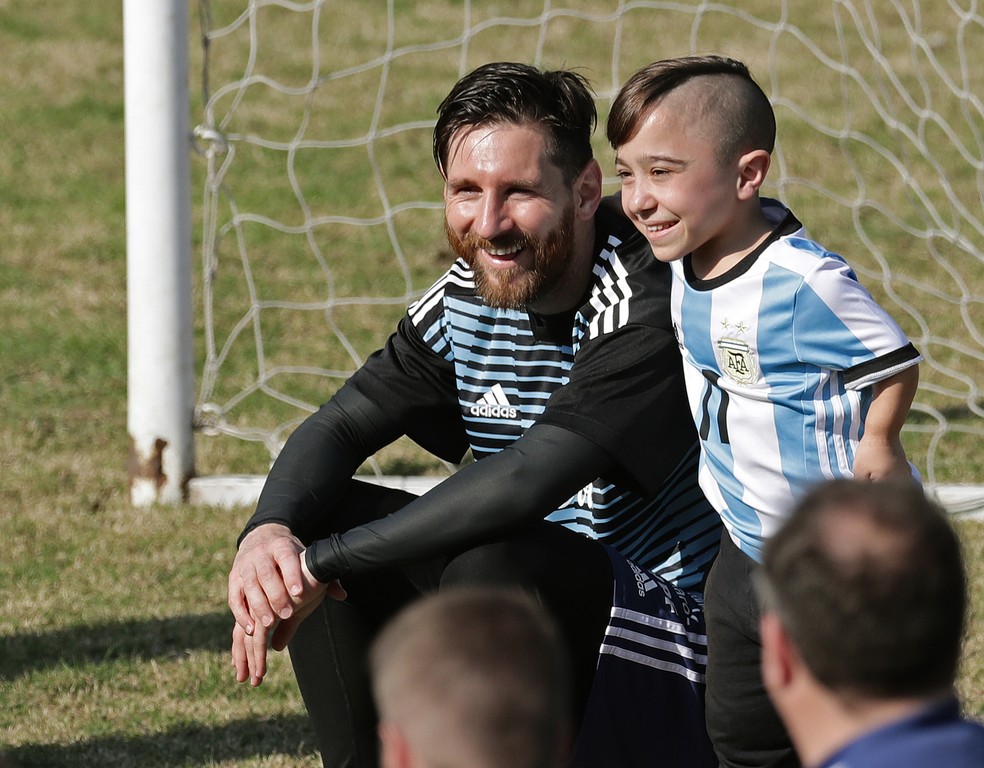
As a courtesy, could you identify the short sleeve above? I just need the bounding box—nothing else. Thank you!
[791,256,919,387]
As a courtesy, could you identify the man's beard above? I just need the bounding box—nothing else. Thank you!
[445,206,576,309]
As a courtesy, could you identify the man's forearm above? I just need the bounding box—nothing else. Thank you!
[304,424,614,582]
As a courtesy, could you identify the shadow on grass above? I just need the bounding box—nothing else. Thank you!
[0,612,232,681]
[3,714,318,767]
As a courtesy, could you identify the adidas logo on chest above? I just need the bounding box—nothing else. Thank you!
[469,383,518,419]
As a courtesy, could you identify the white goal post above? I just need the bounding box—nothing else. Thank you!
[125,0,984,513]
[124,0,195,505]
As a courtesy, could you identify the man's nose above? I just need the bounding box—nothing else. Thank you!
[474,195,512,239]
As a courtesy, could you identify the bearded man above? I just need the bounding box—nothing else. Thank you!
[228,62,720,768]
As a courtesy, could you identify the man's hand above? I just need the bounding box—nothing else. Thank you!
[231,606,311,687]
[231,551,346,686]
[228,523,307,636]
[232,617,272,687]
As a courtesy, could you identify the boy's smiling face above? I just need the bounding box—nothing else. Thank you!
[614,93,748,273]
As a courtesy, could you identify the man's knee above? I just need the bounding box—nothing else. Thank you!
[441,539,534,587]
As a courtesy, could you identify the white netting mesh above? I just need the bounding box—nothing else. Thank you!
[192,0,983,489]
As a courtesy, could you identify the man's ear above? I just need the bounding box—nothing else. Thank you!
[378,721,415,768]
[736,149,771,200]
[760,610,796,695]
[573,159,603,219]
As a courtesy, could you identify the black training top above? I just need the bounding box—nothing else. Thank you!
[241,199,720,589]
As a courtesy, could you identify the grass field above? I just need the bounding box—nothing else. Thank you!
[0,1,982,766]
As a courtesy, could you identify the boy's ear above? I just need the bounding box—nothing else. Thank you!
[736,149,771,200]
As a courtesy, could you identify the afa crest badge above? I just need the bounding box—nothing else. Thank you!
[716,337,757,384]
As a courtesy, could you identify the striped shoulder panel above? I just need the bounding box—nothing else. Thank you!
[408,259,475,329]
[767,232,853,280]
[583,235,634,341]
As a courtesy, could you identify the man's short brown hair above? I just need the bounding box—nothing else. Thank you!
[759,479,966,699]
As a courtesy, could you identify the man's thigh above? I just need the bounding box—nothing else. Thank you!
[441,520,615,723]
[440,519,614,627]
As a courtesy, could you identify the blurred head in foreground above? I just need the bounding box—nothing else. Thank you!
[758,479,969,766]
[370,586,572,768]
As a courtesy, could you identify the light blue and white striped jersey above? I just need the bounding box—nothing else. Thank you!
[670,200,921,561]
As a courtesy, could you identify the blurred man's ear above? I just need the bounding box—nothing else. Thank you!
[760,611,796,698]
[378,721,416,768]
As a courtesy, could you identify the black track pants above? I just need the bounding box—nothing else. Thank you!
[287,479,613,768]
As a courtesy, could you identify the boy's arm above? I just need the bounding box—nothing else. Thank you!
[853,364,919,481]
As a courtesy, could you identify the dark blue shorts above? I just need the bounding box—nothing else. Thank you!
[569,547,716,768]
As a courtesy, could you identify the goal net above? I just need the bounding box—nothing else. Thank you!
[189,0,983,508]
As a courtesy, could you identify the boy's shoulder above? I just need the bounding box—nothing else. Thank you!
[759,199,855,278]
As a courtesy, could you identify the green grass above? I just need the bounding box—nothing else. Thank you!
[1,1,982,765]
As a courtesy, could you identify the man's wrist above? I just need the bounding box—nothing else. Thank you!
[300,551,321,589]
[237,519,296,549]
[304,539,342,584]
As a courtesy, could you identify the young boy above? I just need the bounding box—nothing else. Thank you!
[607,56,922,768]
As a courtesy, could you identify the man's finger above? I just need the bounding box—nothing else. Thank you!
[231,623,250,683]
[246,620,274,686]
[241,563,283,629]
[272,541,307,599]
[228,571,257,635]
[326,580,348,602]
[251,550,299,621]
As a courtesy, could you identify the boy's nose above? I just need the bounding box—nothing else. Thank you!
[625,184,654,216]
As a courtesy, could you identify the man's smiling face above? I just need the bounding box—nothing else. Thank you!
[443,122,576,310]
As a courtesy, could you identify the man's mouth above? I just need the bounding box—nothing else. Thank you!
[480,240,526,264]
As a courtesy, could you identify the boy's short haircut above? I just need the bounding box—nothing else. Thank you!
[607,55,776,165]
[759,479,966,699]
